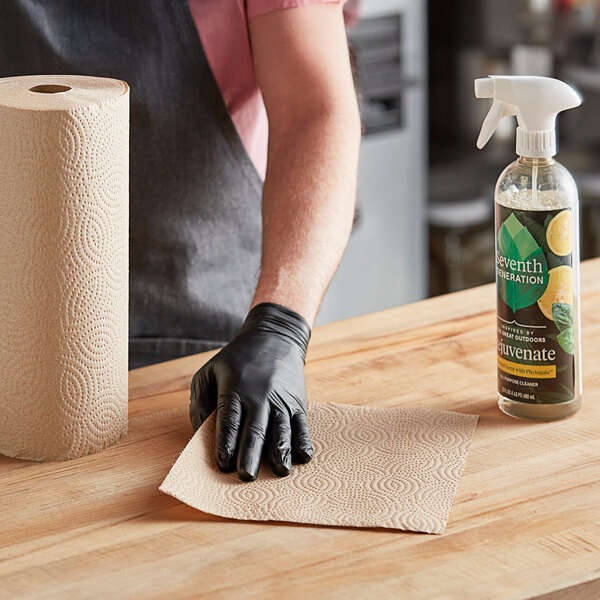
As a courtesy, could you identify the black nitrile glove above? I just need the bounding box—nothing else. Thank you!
[189,302,314,481]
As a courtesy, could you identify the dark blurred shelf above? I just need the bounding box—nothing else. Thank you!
[429,144,514,205]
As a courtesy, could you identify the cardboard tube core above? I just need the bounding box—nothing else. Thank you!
[29,84,72,94]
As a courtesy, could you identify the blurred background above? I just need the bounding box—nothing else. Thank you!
[316,0,600,325]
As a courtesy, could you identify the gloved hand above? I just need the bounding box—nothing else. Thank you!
[189,302,314,481]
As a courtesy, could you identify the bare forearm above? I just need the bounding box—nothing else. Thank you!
[248,3,360,326]
[250,108,360,326]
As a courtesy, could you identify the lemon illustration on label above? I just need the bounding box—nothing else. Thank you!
[546,209,572,256]
[537,265,573,320]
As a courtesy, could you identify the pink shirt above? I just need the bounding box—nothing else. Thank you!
[187,0,348,180]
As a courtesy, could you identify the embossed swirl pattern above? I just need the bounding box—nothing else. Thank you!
[160,402,478,534]
[0,85,129,460]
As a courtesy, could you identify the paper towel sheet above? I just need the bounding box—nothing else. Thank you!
[0,75,129,461]
[160,402,479,534]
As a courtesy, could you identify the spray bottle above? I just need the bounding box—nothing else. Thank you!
[475,75,582,420]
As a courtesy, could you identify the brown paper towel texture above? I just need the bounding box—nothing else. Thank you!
[160,402,479,534]
[0,75,129,461]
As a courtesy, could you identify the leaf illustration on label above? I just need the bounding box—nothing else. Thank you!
[497,213,549,312]
[557,327,574,355]
[533,383,575,403]
[521,214,549,252]
[521,214,566,270]
[552,302,573,333]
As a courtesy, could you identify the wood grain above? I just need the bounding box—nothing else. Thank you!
[2,259,600,599]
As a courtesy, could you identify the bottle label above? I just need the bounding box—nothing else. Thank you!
[496,205,575,404]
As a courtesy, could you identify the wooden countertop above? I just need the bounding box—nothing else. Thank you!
[2,259,600,600]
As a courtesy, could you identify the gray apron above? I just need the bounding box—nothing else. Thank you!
[0,0,263,369]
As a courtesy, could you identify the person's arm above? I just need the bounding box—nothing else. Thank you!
[248,3,361,326]
[189,4,360,482]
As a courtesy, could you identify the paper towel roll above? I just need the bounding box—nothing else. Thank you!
[0,75,129,461]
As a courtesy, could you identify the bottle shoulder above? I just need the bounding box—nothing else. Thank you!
[498,158,574,181]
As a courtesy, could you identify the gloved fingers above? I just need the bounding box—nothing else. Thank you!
[189,361,217,431]
[236,401,270,482]
[215,393,242,472]
[291,411,314,463]
[267,409,293,477]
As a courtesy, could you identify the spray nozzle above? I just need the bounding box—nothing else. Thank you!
[474,75,582,158]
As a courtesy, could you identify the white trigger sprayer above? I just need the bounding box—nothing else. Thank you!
[475,75,581,158]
